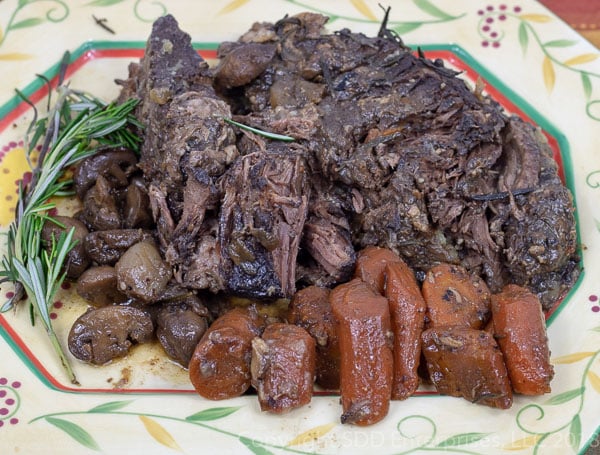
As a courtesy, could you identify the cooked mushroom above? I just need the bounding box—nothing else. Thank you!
[123,177,153,229]
[84,229,154,265]
[82,175,122,231]
[41,215,90,279]
[73,148,138,199]
[115,241,172,302]
[76,266,128,306]
[68,305,154,365]
[156,294,211,366]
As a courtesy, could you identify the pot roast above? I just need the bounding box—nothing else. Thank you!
[115,13,579,309]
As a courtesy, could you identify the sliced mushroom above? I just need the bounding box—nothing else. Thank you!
[115,241,172,303]
[73,148,138,199]
[84,229,154,265]
[76,266,128,306]
[68,305,154,365]
[41,215,90,279]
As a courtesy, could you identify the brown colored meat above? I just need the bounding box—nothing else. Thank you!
[421,325,513,409]
[251,323,316,413]
[422,263,491,329]
[491,284,553,395]
[287,285,340,389]
[384,261,426,400]
[353,246,402,295]
[218,150,309,299]
[189,307,263,400]
[330,278,393,426]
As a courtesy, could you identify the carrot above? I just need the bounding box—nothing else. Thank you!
[330,278,393,425]
[421,325,513,409]
[353,245,402,294]
[384,261,426,400]
[251,322,316,413]
[287,285,340,389]
[421,263,491,329]
[491,284,554,395]
[189,306,263,400]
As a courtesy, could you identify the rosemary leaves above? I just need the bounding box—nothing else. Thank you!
[0,52,141,384]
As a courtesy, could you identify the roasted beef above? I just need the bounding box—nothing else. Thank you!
[118,13,580,308]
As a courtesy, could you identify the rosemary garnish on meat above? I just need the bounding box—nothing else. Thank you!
[223,117,295,142]
[0,52,141,384]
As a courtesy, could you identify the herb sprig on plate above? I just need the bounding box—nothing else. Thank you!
[0,52,141,384]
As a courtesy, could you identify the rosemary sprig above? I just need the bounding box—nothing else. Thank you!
[0,52,141,384]
[223,117,295,142]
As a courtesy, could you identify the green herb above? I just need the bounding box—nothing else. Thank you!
[223,117,295,142]
[0,52,142,384]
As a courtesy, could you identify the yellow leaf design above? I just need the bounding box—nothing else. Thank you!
[542,56,555,93]
[0,52,32,60]
[563,53,599,66]
[350,0,378,21]
[217,0,250,15]
[520,14,552,23]
[286,422,336,447]
[139,415,183,452]
[503,434,542,450]
[552,351,595,364]
[588,371,600,393]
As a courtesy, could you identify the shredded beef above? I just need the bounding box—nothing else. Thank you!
[118,13,580,308]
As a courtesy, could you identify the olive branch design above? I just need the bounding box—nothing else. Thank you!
[0,0,69,59]
[477,6,600,122]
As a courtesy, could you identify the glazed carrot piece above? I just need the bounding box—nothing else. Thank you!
[251,322,316,413]
[421,263,491,329]
[384,261,426,400]
[287,285,340,389]
[421,325,513,409]
[353,245,402,294]
[330,278,393,426]
[189,306,263,400]
[491,284,554,395]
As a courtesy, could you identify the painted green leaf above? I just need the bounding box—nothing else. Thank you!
[544,387,584,405]
[582,73,592,100]
[518,22,529,54]
[570,415,582,451]
[85,0,126,6]
[595,218,600,233]
[413,0,453,20]
[185,406,242,422]
[46,417,100,451]
[591,326,600,332]
[393,22,422,35]
[10,18,44,30]
[88,400,133,413]
[239,436,275,455]
[436,432,490,447]
[544,39,578,48]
